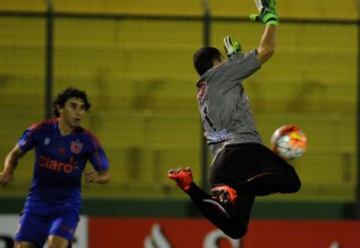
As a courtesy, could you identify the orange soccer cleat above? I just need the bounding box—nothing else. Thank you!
[211,185,238,206]
[168,167,193,192]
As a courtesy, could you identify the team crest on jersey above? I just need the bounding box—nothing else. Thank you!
[70,140,83,154]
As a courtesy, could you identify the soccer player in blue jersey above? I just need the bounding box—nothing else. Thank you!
[168,0,301,239]
[0,87,110,248]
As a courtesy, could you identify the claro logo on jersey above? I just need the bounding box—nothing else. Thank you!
[39,156,77,173]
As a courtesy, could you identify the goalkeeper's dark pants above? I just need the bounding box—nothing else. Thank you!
[186,143,301,239]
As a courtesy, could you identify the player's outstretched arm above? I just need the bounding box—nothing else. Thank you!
[85,169,111,184]
[257,25,276,64]
[0,145,25,187]
[251,0,278,64]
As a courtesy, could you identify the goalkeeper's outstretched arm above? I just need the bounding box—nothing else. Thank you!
[257,25,276,64]
[251,0,278,64]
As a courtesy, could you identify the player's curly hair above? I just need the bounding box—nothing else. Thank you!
[193,47,222,76]
[53,87,91,117]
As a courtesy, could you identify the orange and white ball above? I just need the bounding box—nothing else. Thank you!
[271,124,307,160]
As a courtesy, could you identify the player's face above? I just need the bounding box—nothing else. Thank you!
[59,97,86,128]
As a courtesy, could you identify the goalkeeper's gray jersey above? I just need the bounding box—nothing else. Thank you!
[196,50,262,154]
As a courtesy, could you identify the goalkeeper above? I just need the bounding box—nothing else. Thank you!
[168,0,301,239]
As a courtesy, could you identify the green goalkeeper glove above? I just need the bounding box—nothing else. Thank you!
[250,0,279,25]
[223,35,242,58]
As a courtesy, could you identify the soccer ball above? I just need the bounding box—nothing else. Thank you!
[271,124,307,160]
